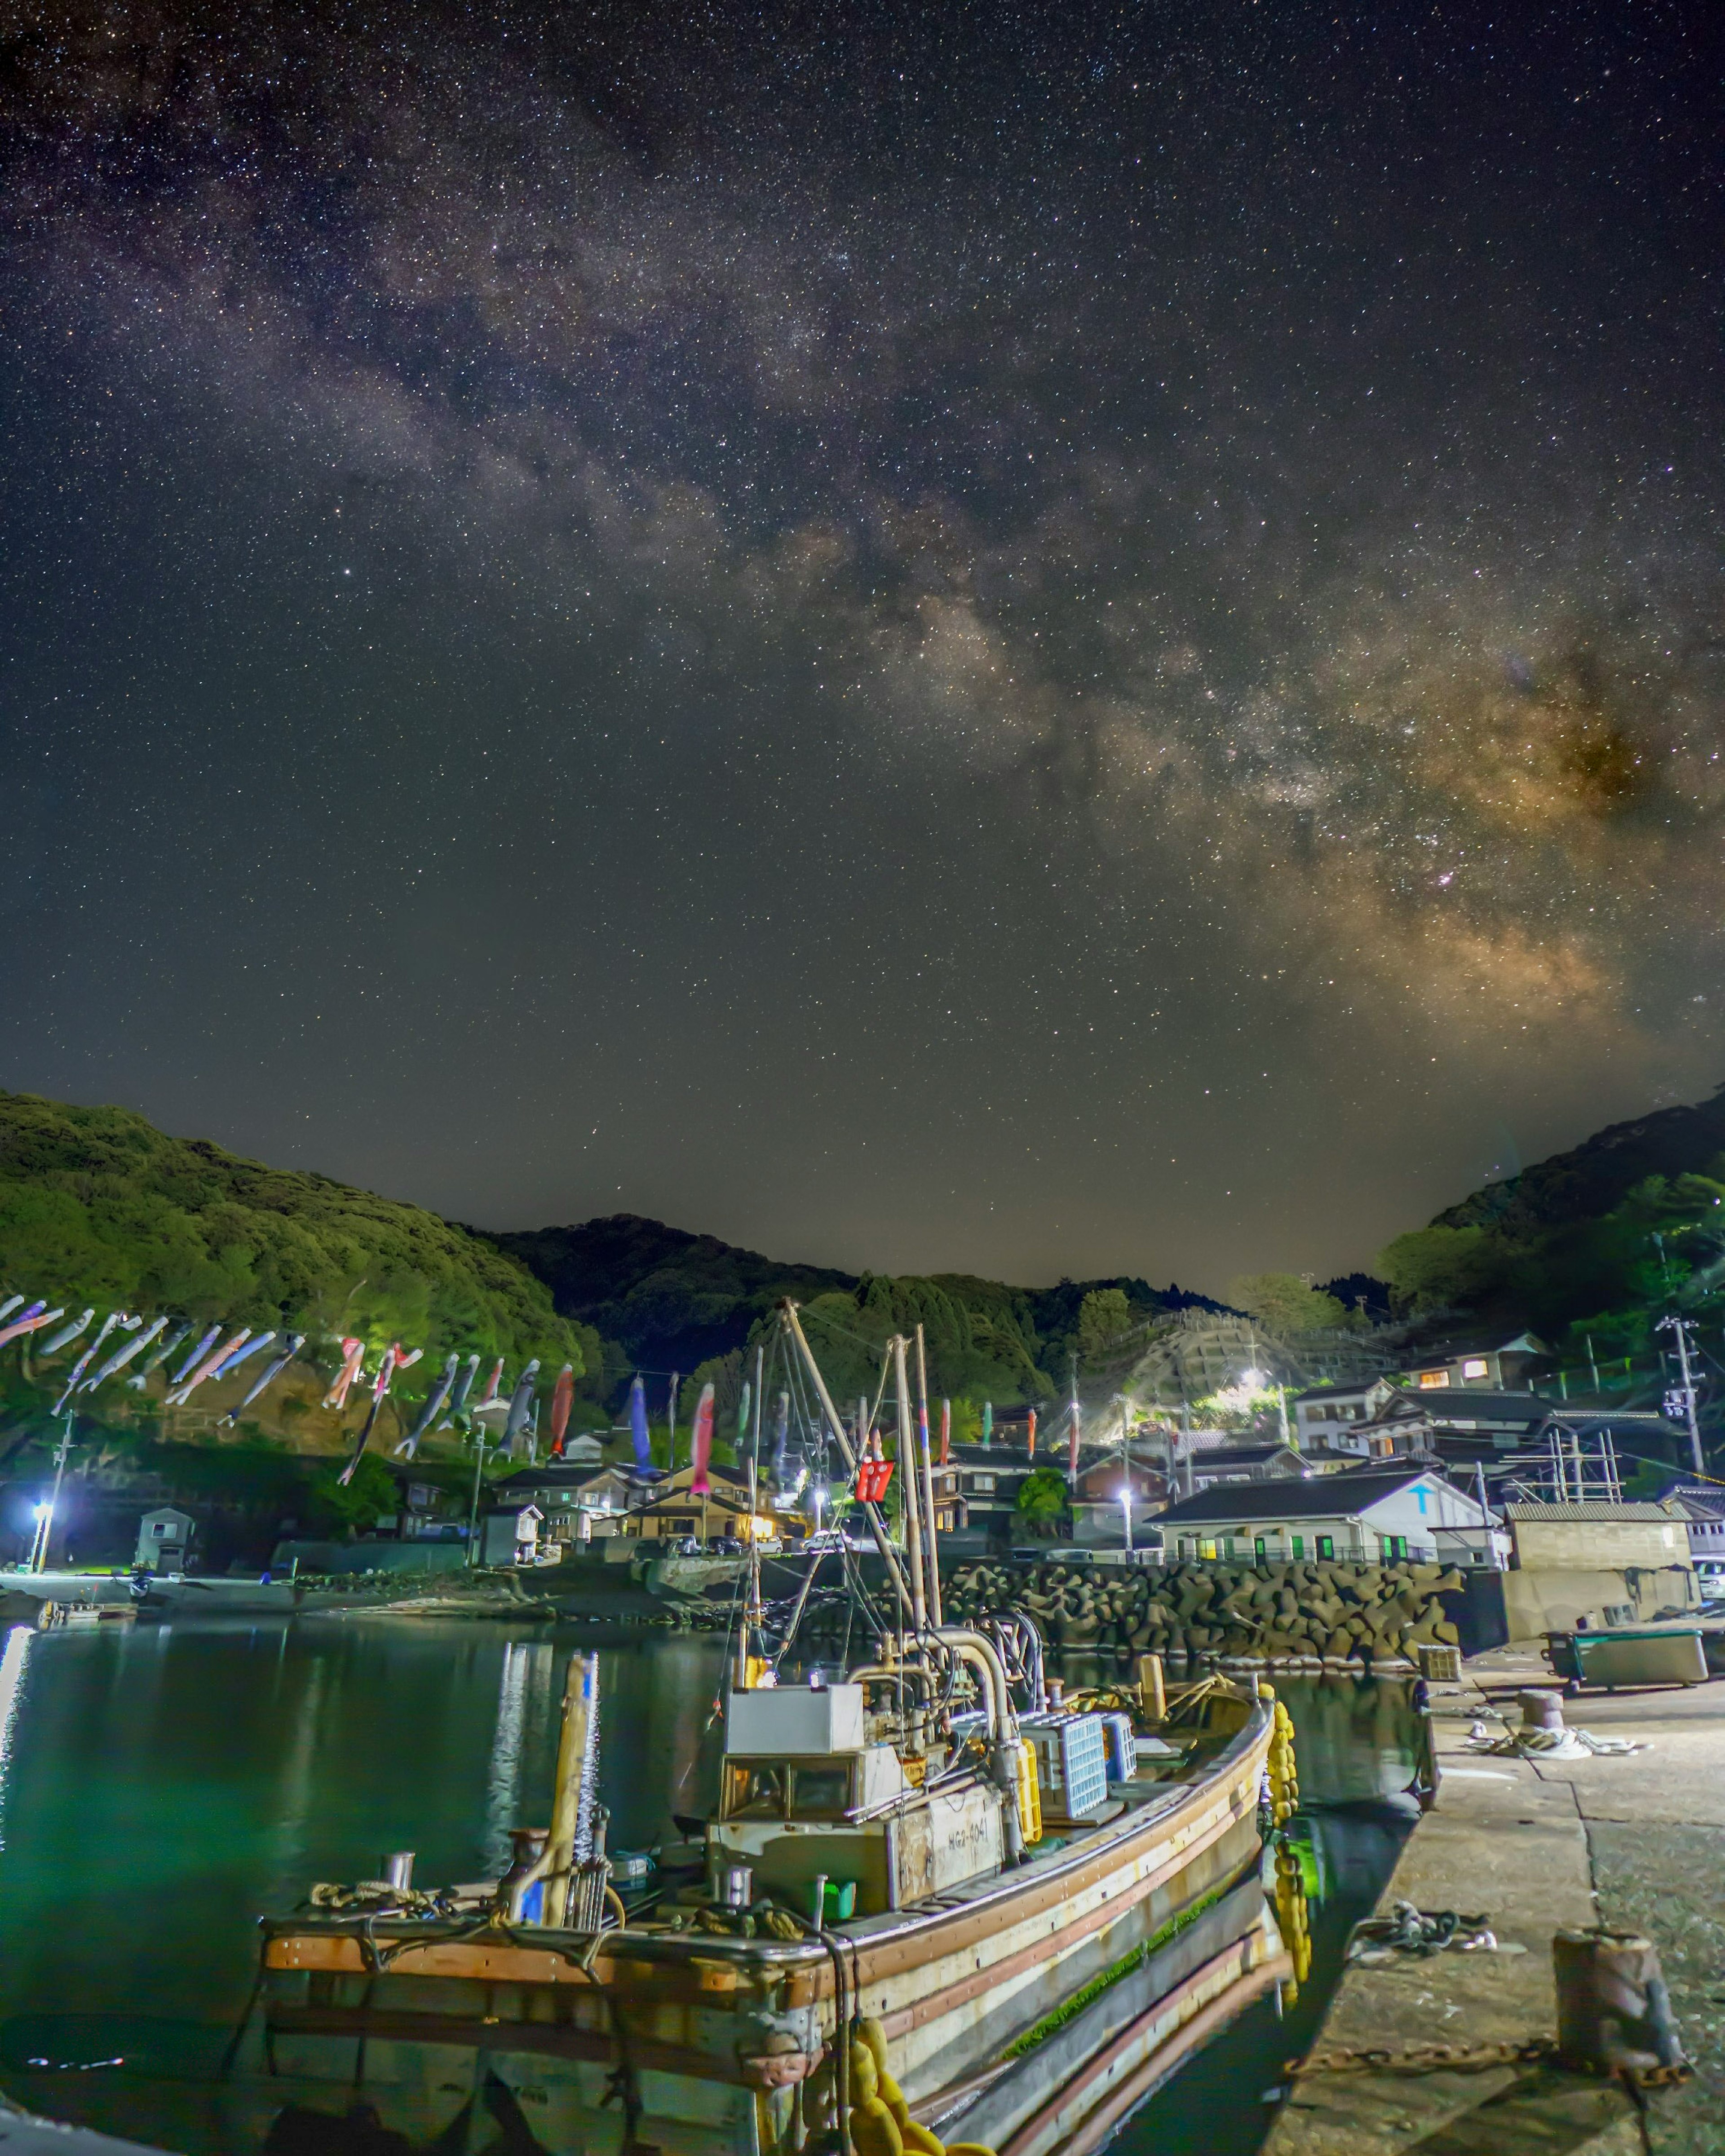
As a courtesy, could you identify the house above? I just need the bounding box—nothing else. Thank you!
[1352,1389,1552,1461]
[1500,1502,1693,1575]
[135,1506,195,1573]
[1495,1500,1700,1633]
[1069,1451,1171,1548]
[929,1445,1031,1550]
[621,1463,762,1544]
[1149,1466,1504,1569]
[1289,1378,1400,1454]
[1661,1486,1725,1585]
[1400,1333,1545,1393]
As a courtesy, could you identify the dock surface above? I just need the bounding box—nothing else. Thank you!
[1265,1645,1725,2156]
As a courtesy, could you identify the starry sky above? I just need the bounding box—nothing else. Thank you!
[2,1,1722,1292]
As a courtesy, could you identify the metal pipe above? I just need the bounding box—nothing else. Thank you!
[915,1323,942,1628]
[932,1626,1018,1740]
[783,1303,916,1620]
[894,1336,927,1635]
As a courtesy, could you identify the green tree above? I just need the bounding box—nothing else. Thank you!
[1374,1228,1512,1315]
[305,1452,399,1536]
[1078,1288,1132,1360]
[1014,1467,1069,1537]
[1225,1272,1346,1334]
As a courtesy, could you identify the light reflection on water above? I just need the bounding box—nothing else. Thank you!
[0,1623,1411,2156]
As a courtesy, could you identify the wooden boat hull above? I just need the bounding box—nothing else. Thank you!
[245,1705,1278,2156]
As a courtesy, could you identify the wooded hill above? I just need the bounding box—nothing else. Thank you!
[1377,1081,1725,1356]
[0,1091,601,1396]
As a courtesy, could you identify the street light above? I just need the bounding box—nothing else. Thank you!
[812,1485,827,1541]
[1118,1486,1133,1555]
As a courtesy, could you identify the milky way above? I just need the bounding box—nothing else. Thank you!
[1,2,1721,1286]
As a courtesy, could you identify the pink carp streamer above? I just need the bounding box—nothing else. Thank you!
[690,1381,715,1495]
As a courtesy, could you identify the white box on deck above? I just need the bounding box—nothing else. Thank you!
[726,1685,865,1756]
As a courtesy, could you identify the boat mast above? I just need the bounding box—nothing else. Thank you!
[894,1334,928,1635]
[738,1339,765,1689]
[782,1301,916,1625]
[915,1323,942,1627]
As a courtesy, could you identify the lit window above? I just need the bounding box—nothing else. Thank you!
[1418,1370,1451,1388]
[1462,1358,1489,1380]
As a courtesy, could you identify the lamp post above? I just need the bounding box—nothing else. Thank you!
[812,1484,826,1542]
[31,1416,74,1573]
[1119,1486,1133,1556]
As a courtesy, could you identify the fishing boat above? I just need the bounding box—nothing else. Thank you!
[241,1308,1298,2156]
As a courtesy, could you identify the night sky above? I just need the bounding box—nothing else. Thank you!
[2,2,1721,1291]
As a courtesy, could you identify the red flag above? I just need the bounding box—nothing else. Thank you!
[939,1398,951,1467]
[690,1381,715,1494]
[1027,1408,1037,1458]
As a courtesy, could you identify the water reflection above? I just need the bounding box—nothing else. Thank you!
[0,1624,33,1850]
[0,1630,1412,2156]
[482,1638,554,1872]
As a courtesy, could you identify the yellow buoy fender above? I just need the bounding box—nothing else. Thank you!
[852,2096,905,2156]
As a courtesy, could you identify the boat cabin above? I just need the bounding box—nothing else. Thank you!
[709,1683,1005,1917]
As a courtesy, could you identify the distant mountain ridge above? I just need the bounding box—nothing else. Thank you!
[1433,1084,1725,1236]
[487,1212,1222,1380]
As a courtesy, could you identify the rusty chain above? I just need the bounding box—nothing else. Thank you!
[1286,2036,1692,2090]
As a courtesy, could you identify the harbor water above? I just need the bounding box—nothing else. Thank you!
[0,1618,1419,2154]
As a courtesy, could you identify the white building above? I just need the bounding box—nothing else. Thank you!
[1287,1378,1400,1456]
[1150,1466,1504,1568]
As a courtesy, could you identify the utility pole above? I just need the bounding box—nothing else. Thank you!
[31,1415,74,1573]
[466,1430,491,1568]
[1658,1314,1705,1477]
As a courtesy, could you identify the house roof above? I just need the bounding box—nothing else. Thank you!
[1190,1441,1302,1468]
[1661,1490,1725,1521]
[1501,1502,1677,1524]
[1153,1467,1442,1526]
[1372,1392,1551,1431]
[1288,1380,1390,1406]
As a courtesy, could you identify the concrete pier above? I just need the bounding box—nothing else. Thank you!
[1264,1645,1725,2156]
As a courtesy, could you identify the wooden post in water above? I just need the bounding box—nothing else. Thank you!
[505,1651,595,1924]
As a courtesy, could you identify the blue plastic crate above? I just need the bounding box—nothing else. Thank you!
[1027,1714,1110,1820]
[1100,1711,1135,1782]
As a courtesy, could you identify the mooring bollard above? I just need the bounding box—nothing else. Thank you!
[1520,1689,1566,1732]
[1553,1928,1686,2073]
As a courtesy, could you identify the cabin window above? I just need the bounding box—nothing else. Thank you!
[1292,1536,1305,1559]
[790,1764,854,1817]
[723,1765,789,1820]
[1199,1538,1218,1561]
[1254,1537,1268,1563]
[1316,1535,1334,1560]
[1381,1534,1409,1561]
